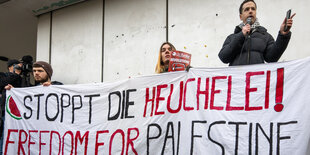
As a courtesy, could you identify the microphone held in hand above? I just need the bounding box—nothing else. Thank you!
[246,17,252,37]
[246,17,252,25]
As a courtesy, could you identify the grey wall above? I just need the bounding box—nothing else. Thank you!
[37,0,103,84]
[104,0,166,82]
[0,2,37,73]
[36,0,309,84]
[51,0,103,84]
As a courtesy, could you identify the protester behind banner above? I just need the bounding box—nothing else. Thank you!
[32,61,63,86]
[218,0,296,66]
[155,42,176,73]
[155,42,192,73]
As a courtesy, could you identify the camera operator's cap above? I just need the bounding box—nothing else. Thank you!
[7,59,21,68]
[33,61,53,78]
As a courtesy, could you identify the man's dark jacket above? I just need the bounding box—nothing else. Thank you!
[0,72,22,138]
[218,26,291,66]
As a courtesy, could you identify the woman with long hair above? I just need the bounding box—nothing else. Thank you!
[155,42,176,73]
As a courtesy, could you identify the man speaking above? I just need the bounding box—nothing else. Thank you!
[218,0,296,66]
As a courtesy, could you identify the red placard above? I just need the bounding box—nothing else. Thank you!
[168,51,191,72]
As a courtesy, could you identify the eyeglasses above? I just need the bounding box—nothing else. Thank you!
[161,47,172,52]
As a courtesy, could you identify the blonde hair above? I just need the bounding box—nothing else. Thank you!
[155,42,176,73]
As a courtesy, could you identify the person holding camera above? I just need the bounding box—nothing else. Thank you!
[5,61,62,88]
[0,59,23,105]
[0,59,23,154]
[0,59,22,90]
[218,0,296,66]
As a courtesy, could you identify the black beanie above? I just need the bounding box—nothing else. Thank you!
[7,59,21,68]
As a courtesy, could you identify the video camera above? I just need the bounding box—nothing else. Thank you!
[20,55,33,76]
[19,55,33,87]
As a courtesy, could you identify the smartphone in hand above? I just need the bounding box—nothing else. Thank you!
[284,9,291,32]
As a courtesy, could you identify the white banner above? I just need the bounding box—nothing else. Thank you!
[3,57,310,155]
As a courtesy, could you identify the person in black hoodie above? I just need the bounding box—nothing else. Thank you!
[0,59,22,117]
[218,0,296,66]
[0,59,22,90]
[0,59,23,154]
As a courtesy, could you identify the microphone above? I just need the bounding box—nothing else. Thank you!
[0,56,9,61]
[246,17,252,25]
[245,17,252,37]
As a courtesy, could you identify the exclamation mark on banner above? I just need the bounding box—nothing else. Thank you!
[274,68,284,112]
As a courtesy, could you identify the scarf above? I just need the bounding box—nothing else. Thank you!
[238,18,260,33]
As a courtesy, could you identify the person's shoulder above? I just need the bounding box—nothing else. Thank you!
[0,72,5,77]
[256,26,268,33]
[51,81,63,85]
[233,26,242,34]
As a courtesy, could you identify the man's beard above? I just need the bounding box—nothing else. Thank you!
[35,76,49,84]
